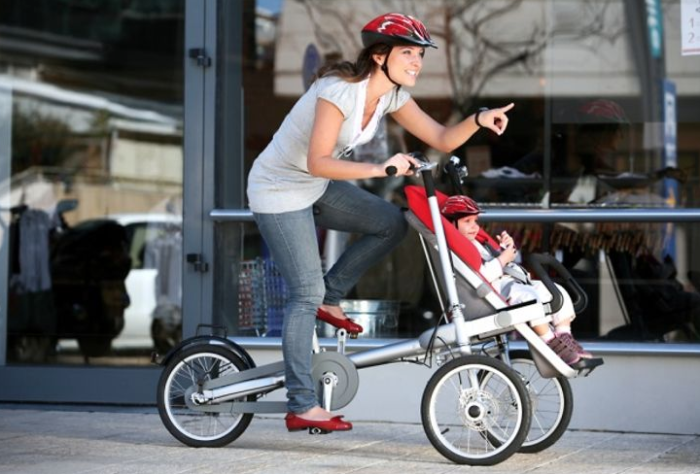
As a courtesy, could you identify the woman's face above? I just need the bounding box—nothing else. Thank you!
[376,45,425,86]
[456,215,480,240]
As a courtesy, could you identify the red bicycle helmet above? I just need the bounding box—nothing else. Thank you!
[578,99,628,124]
[361,13,437,49]
[440,195,482,221]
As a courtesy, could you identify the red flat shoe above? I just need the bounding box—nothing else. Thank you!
[317,308,363,335]
[285,413,353,433]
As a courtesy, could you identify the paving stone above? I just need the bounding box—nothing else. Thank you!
[0,405,697,474]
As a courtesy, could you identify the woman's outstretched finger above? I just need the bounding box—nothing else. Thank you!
[500,102,515,113]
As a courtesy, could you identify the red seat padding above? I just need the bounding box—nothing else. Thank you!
[404,185,499,272]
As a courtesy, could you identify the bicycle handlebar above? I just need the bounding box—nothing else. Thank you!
[444,159,465,195]
[385,151,435,176]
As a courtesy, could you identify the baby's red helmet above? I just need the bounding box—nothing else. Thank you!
[361,13,437,49]
[441,195,481,221]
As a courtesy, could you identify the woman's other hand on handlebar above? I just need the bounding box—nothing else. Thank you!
[480,103,515,136]
[382,153,420,177]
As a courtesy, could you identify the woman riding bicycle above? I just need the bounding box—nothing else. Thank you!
[246,12,515,433]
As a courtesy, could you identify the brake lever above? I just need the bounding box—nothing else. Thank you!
[385,151,431,176]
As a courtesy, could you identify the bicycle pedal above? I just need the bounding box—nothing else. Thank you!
[308,427,330,435]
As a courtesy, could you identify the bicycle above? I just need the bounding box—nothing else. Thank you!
[154,156,602,465]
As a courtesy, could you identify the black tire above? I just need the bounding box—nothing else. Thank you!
[157,344,254,447]
[508,350,573,453]
[421,355,531,465]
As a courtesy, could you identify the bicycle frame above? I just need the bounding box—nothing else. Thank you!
[179,161,585,414]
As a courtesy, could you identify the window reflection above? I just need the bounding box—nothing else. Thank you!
[479,220,700,343]
[1,1,184,364]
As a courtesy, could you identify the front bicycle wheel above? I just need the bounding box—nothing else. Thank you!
[509,350,573,453]
[157,344,254,447]
[421,355,531,465]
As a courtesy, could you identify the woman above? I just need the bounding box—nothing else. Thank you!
[247,12,514,433]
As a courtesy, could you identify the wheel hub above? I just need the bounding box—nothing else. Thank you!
[458,389,499,430]
[311,351,359,410]
[467,404,483,418]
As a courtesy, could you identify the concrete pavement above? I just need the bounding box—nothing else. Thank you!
[1,404,699,474]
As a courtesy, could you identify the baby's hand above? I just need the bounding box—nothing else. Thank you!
[497,231,515,250]
[498,245,518,265]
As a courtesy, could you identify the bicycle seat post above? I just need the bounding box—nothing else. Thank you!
[336,329,347,354]
[312,331,321,354]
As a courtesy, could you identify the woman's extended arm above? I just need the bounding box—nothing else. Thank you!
[307,99,418,179]
[391,99,514,153]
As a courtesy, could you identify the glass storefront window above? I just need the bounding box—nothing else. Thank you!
[479,218,700,342]
[1,0,184,364]
[239,0,700,343]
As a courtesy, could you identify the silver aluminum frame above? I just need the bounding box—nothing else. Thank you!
[210,205,700,358]
[194,163,588,410]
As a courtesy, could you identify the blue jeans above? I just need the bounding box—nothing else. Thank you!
[253,180,407,413]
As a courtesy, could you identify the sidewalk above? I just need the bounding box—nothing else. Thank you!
[1,404,698,474]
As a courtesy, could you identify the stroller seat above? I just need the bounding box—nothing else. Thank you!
[404,185,536,318]
[404,184,602,378]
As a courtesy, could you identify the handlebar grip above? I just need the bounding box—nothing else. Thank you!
[387,151,425,176]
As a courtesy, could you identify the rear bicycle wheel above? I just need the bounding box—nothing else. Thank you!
[157,344,254,447]
[509,350,573,453]
[421,355,531,465]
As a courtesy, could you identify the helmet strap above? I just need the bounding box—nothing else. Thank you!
[380,48,402,87]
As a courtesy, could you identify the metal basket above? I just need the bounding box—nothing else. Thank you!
[238,258,287,336]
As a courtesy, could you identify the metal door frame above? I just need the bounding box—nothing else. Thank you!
[0,0,217,404]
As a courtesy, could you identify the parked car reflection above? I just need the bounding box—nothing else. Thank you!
[109,213,182,353]
[7,200,132,362]
[45,210,182,361]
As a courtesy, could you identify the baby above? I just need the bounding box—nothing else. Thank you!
[441,195,592,366]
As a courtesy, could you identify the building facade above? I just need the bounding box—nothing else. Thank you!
[0,0,699,433]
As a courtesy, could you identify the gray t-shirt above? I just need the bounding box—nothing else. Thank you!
[247,75,411,213]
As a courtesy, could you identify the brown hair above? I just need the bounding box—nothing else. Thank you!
[315,43,392,83]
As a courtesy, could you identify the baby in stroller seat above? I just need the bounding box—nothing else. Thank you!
[440,195,592,366]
